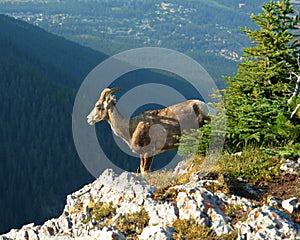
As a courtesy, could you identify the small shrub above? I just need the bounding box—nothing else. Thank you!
[82,201,116,225]
[172,219,211,239]
[172,219,237,239]
[92,201,116,220]
[262,142,300,158]
[115,207,149,238]
[153,187,179,201]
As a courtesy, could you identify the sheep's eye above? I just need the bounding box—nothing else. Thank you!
[96,105,103,110]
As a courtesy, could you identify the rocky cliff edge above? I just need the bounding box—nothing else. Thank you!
[1,163,300,239]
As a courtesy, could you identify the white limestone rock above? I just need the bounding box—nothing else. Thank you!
[238,205,300,240]
[139,226,174,240]
[88,226,126,240]
[95,171,156,206]
[0,237,12,240]
[174,186,233,236]
[116,201,142,215]
[282,197,299,214]
[280,158,300,174]
[144,201,178,226]
[267,196,282,208]
[98,168,117,187]
[1,229,39,240]
[226,194,255,212]
[111,171,156,196]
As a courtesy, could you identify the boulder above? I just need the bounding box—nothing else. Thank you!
[238,205,300,240]
[282,197,299,214]
[139,226,174,240]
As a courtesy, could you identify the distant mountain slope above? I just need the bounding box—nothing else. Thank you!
[0,14,106,89]
[0,14,108,234]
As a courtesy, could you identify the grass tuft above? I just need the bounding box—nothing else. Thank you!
[172,219,238,240]
[218,148,282,183]
[82,201,116,225]
[115,207,149,239]
[143,169,178,189]
[174,147,282,184]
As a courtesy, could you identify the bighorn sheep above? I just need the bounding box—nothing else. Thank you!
[87,88,211,174]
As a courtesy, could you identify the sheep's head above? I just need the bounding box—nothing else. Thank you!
[87,87,121,125]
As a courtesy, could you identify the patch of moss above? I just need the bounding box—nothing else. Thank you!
[115,207,149,239]
[82,201,116,225]
[172,219,211,239]
[172,219,238,240]
[92,201,116,220]
[153,186,179,201]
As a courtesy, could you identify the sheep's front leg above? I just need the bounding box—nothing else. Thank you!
[140,154,153,175]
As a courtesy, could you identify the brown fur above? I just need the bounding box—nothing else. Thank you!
[87,88,210,174]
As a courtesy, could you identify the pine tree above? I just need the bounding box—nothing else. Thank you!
[224,0,300,149]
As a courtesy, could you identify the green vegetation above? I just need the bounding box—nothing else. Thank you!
[0,14,103,234]
[224,0,300,149]
[69,199,84,214]
[82,201,116,226]
[82,205,150,238]
[172,219,212,239]
[218,148,281,183]
[178,0,300,168]
[115,208,149,238]
[176,148,282,185]
[90,202,116,221]
[172,219,238,239]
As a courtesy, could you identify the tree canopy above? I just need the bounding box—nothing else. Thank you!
[224,0,300,149]
[179,0,300,156]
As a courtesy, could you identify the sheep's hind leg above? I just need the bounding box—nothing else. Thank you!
[140,155,153,175]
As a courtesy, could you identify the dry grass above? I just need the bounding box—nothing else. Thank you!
[115,207,149,239]
[172,219,238,239]
[143,169,179,189]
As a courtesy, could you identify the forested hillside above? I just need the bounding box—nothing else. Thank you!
[0,14,106,233]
